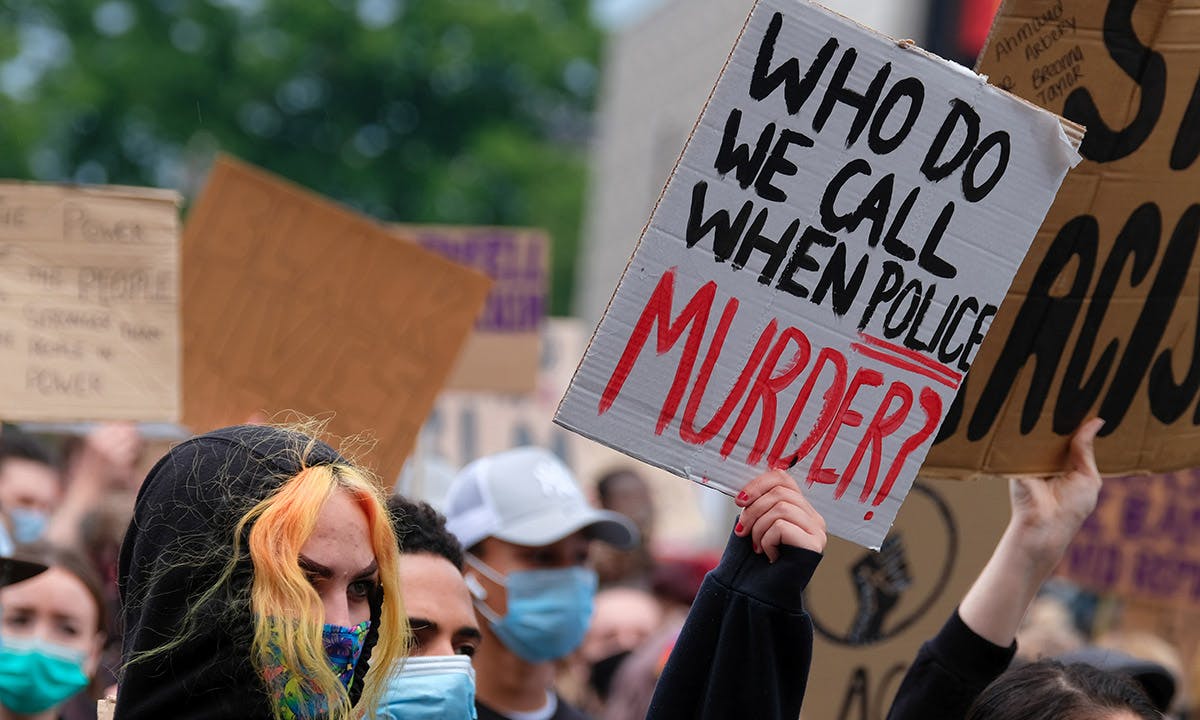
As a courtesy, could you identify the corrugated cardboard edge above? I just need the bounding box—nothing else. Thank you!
[0,179,182,206]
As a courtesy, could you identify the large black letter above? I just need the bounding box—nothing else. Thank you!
[1062,0,1165,163]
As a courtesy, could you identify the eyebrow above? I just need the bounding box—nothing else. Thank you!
[298,555,378,580]
[408,616,483,641]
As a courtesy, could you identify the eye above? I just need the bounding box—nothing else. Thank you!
[348,578,377,600]
[2,613,30,630]
[455,642,478,658]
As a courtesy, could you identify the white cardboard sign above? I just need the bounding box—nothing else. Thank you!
[555,0,1081,548]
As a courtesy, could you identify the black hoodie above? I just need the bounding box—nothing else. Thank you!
[116,425,382,720]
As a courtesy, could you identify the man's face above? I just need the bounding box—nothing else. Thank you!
[398,551,481,658]
[0,459,60,515]
[471,532,590,617]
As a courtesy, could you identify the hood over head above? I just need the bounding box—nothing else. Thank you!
[116,424,382,720]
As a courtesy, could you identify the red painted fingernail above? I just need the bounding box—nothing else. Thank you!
[752,542,760,553]
[737,491,749,503]
[735,521,744,534]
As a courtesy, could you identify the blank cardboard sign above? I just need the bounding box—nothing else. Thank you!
[555,0,1080,548]
[183,156,490,481]
[926,0,1200,477]
[400,225,547,394]
[0,182,181,422]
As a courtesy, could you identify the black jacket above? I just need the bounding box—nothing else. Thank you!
[646,529,822,720]
[885,610,1016,720]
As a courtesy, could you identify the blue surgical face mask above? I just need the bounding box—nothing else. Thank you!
[378,655,477,720]
[7,509,47,545]
[465,554,596,663]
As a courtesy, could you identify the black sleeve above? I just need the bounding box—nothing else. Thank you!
[645,528,822,720]
[885,609,1016,720]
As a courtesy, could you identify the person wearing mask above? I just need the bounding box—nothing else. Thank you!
[591,469,656,588]
[887,418,1106,719]
[379,495,480,720]
[0,432,61,549]
[117,424,409,720]
[0,542,104,720]
[444,447,638,720]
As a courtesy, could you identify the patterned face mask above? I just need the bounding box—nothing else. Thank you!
[262,620,371,719]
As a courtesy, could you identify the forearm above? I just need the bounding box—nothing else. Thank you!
[44,458,107,548]
[957,522,1055,648]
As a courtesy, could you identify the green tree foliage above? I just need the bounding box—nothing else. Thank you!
[0,0,602,313]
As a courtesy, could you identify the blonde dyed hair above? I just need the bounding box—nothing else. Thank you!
[239,461,409,720]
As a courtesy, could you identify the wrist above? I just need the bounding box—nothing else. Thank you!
[998,522,1062,581]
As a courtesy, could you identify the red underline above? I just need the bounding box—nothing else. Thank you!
[851,343,961,390]
[858,333,964,384]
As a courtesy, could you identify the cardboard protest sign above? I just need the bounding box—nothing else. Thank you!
[400,225,547,394]
[405,318,712,547]
[0,182,181,422]
[804,476,1009,720]
[182,156,490,482]
[555,0,1081,547]
[926,0,1200,476]
[1061,468,1200,610]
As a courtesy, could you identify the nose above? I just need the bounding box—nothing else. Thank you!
[321,590,352,628]
[421,634,456,658]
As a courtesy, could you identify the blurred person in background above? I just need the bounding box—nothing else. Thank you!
[1014,594,1086,661]
[117,424,408,720]
[0,432,62,550]
[591,469,656,588]
[1094,630,1187,715]
[0,542,105,720]
[561,586,663,715]
[46,423,143,551]
[445,447,638,720]
[379,495,479,720]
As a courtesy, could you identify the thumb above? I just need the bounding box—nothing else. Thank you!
[1010,475,1037,509]
[1067,417,1104,477]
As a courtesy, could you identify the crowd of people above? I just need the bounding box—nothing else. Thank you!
[0,416,1186,719]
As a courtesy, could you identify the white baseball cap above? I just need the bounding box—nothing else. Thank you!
[444,447,638,550]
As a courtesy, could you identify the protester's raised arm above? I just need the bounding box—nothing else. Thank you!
[886,417,1104,720]
[958,417,1103,647]
[647,470,825,720]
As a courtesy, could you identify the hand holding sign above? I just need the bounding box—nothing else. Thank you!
[1008,416,1104,575]
[734,469,827,562]
[956,418,1103,649]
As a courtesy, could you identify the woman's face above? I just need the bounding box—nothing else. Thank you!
[0,567,103,674]
[298,488,380,628]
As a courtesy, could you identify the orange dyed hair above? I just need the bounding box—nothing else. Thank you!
[237,462,408,720]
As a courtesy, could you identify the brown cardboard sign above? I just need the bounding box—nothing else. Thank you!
[182,156,490,482]
[0,182,181,422]
[400,225,547,394]
[926,0,1200,476]
[1061,468,1200,610]
[802,476,1010,720]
